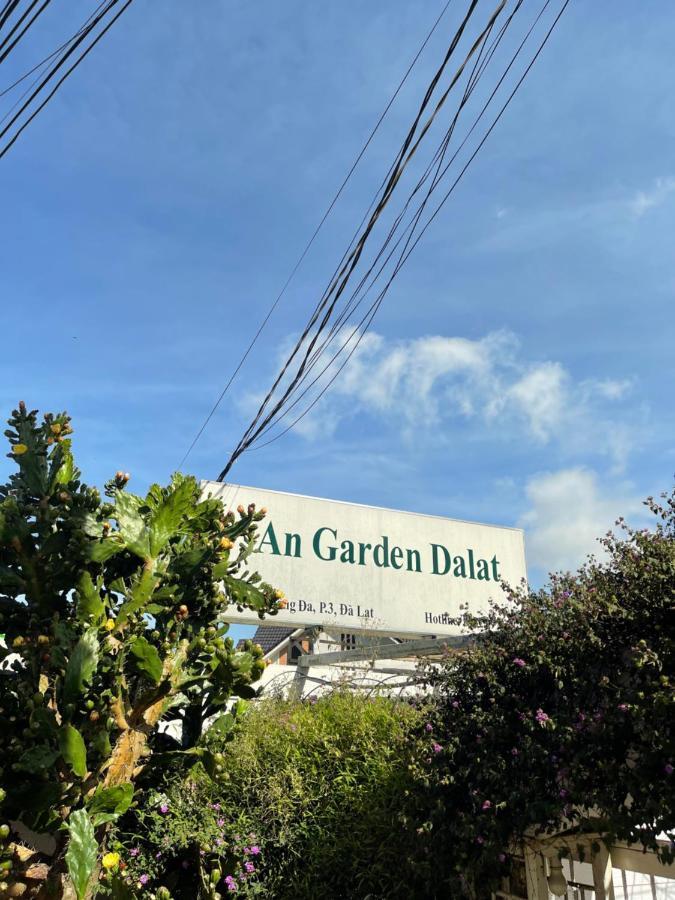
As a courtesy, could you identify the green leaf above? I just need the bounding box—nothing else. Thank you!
[116,568,156,626]
[114,490,150,559]
[149,477,196,557]
[75,573,105,624]
[87,535,125,563]
[129,636,163,683]
[206,712,235,738]
[65,809,97,900]
[87,782,134,826]
[64,628,100,705]
[223,575,266,611]
[59,724,87,778]
[49,439,75,489]
[91,727,111,759]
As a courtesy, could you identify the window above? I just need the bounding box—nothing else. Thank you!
[340,633,356,651]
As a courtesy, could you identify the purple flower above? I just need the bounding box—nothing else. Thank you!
[498,853,506,863]
[245,862,255,873]
[139,874,149,886]
[617,703,629,713]
[216,838,224,847]
[431,742,442,754]
[665,763,674,776]
[535,708,550,725]
[482,800,492,810]
[511,748,518,756]
[249,846,261,856]
[159,803,169,814]
[451,700,460,709]
[476,836,485,845]
[155,852,162,859]
[512,658,526,668]
[129,848,140,858]
[217,818,225,827]
[425,723,433,733]
[559,789,568,799]
[211,803,221,811]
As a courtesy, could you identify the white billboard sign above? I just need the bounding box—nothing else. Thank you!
[202,482,527,637]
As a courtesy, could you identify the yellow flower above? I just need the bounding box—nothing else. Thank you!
[104,619,115,632]
[50,423,62,435]
[12,444,28,455]
[102,852,120,870]
[273,589,286,600]
[219,537,233,551]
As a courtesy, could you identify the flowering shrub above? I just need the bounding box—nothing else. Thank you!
[110,692,430,898]
[417,488,674,896]
[0,403,282,898]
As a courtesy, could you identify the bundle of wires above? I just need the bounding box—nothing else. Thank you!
[0,0,135,159]
[209,0,570,481]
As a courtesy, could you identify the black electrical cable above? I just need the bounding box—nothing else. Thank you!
[176,0,456,471]
[0,0,52,64]
[247,0,570,453]
[0,0,109,102]
[219,0,490,479]
[219,0,569,470]
[0,1,21,32]
[0,0,134,158]
[218,0,501,480]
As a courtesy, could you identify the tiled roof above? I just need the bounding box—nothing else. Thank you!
[248,625,297,654]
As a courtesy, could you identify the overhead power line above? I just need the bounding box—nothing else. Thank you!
[215,0,570,481]
[177,0,456,472]
[0,0,135,158]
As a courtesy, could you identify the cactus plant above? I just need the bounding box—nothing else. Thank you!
[0,403,281,898]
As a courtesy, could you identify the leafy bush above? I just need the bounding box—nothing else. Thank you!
[113,692,432,899]
[417,489,675,897]
[0,403,283,898]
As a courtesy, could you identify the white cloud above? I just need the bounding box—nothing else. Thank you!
[256,328,639,469]
[507,362,569,441]
[629,176,675,217]
[519,468,644,573]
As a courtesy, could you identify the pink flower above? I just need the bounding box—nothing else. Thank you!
[511,748,518,756]
[498,853,506,863]
[512,658,526,668]
[245,862,255,873]
[535,708,550,725]
[617,703,629,713]
[139,874,149,886]
[451,700,460,709]
[129,848,140,858]
[217,818,225,827]
[482,800,492,810]
[249,846,261,856]
[159,803,169,814]
[431,742,442,754]
[665,763,674,775]
[476,836,485,845]
[425,723,433,733]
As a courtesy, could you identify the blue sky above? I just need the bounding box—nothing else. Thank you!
[1,1,673,643]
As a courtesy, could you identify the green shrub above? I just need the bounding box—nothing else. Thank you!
[114,691,432,899]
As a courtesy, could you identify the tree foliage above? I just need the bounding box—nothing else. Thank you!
[417,489,675,896]
[0,403,282,898]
